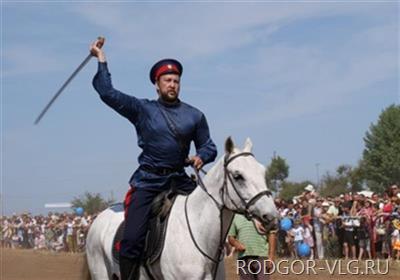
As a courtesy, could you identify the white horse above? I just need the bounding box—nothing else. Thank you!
[86,137,278,280]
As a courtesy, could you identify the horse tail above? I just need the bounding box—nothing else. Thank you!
[81,253,91,280]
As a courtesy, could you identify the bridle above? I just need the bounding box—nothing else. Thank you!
[221,152,272,219]
[184,151,274,278]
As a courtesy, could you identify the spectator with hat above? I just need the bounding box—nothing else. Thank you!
[304,184,315,194]
[358,199,376,220]
[320,201,333,242]
[90,39,217,280]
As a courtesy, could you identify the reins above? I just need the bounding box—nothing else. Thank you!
[184,152,273,279]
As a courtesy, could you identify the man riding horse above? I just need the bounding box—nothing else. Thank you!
[90,39,217,280]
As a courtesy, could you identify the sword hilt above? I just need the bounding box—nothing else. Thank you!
[96,36,105,49]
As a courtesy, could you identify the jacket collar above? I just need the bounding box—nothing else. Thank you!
[157,97,181,108]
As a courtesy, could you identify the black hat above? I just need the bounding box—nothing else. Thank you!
[149,58,183,84]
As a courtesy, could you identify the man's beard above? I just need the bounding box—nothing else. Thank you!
[161,90,178,103]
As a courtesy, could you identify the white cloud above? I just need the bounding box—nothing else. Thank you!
[68,3,398,123]
[188,16,398,129]
[71,2,367,59]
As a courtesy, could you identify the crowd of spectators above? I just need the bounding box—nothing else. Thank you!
[2,184,400,261]
[1,211,94,253]
[276,184,400,260]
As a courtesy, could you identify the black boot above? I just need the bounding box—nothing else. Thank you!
[119,256,140,280]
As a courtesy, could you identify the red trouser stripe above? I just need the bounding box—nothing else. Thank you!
[123,186,135,219]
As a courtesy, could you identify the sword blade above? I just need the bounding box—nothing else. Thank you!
[34,53,93,125]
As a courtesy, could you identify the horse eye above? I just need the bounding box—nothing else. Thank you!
[233,173,244,181]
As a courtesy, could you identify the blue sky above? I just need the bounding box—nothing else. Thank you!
[2,1,399,215]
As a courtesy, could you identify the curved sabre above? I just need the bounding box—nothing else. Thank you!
[34,37,104,125]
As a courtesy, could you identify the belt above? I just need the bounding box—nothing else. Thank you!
[139,165,184,176]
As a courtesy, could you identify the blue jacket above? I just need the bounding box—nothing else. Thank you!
[93,62,217,188]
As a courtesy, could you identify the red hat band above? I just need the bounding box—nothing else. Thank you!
[154,64,180,81]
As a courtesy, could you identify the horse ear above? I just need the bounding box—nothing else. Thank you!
[243,137,253,153]
[225,137,234,154]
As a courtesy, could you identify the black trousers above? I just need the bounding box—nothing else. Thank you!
[119,177,195,259]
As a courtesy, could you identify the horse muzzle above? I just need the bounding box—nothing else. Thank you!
[254,215,278,235]
[262,218,278,234]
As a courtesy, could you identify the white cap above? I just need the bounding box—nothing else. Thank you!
[305,184,315,192]
[357,191,373,198]
[322,201,330,207]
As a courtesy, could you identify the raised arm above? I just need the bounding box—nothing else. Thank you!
[90,39,141,123]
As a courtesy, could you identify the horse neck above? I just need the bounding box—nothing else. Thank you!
[201,157,225,202]
[185,158,235,259]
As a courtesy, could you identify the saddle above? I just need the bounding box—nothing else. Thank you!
[111,190,180,265]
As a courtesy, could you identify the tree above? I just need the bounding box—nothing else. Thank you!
[362,104,400,193]
[319,172,348,198]
[265,155,289,193]
[71,192,115,215]
[319,163,364,197]
[336,163,364,192]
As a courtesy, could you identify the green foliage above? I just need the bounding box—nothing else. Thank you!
[349,164,364,192]
[319,172,349,197]
[71,192,115,215]
[266,155,289,182]
[362,104,400,192]
[265,155,289,192]
[279,181,313,201]
[319,163,364,197]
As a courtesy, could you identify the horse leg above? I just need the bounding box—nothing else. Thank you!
[86,248,110,280]
[214,260,225,280]
[86,209,118,280]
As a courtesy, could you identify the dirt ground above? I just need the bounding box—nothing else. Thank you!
[2,248,400,280]
[1,248,89,280]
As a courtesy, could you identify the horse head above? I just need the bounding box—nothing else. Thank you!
[220,137,278,233]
